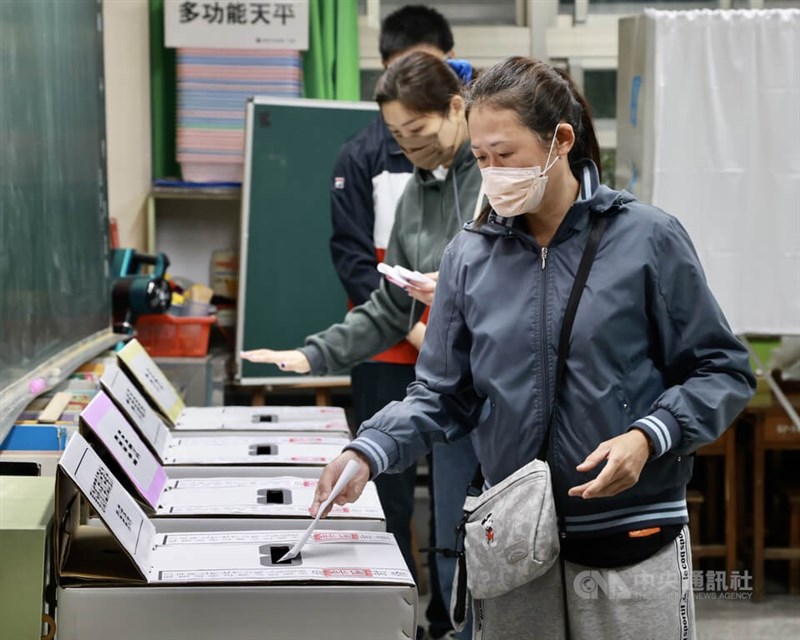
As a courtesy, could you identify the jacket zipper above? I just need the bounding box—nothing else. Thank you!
[540,245,565,541]
[502,230,554,467]
[540,245,551,453]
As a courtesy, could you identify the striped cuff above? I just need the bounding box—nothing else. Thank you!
[343,430,398,478]
[629,408,680,458]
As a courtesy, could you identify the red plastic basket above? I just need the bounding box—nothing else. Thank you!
[135,314,216,357]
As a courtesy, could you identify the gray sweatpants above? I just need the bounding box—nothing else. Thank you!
[472,525,695,640]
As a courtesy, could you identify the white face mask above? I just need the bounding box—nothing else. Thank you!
[480,125,561,217]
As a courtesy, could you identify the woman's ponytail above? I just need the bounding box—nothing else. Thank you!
[552,67,602,182]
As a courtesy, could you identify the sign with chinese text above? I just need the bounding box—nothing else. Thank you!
[164,0,308,50]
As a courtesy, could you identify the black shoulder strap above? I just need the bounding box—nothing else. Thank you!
[538,214,609,461]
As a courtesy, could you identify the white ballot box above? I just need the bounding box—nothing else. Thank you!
[84,390,348,466]
[55,436,417,640]
[116,339,349,430]
[175,405,348,431]
[77,403,384,528]
[102,362,350,434]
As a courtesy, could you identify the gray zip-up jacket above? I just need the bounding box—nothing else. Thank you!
[301,141,482,375]
[347,161,755,538]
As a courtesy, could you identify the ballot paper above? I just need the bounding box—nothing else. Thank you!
[278,459,361,562]
[377,263,434,289]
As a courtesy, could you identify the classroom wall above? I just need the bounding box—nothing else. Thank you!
[103,0,151,252]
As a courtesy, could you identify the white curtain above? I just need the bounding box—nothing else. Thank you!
[626,9,800,334]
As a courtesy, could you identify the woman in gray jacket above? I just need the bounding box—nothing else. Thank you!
[308,57,755,640]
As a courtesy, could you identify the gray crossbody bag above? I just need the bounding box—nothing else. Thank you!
[447,214,609,630]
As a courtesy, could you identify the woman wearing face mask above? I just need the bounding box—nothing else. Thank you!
[242,51,480,639]
[243,51,478,376]
[307,57,756,639]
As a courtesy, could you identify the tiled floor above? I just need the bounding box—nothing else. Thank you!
[695,594,800,640]
[417,590,800,639]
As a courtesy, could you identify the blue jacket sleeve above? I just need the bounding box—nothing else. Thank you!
[628,216,756,458]
[329,142,381,306]
[345,239,485,477]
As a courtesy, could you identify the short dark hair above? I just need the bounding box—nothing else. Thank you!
[379,5,454,63]
[375,51,461,114]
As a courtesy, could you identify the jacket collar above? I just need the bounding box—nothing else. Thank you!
[466,160,628,240]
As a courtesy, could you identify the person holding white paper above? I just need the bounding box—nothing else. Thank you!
[242,51,481,376]
[308,57,756,640]
[242,50,482,640]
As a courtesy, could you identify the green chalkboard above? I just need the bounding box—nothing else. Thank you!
[237,97,378,384]
[0,0,111,399]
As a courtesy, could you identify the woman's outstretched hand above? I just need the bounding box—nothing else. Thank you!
[240,349,310,373]
[310,451,372,518]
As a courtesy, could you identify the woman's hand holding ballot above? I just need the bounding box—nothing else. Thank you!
[378,264,439,306]
[310,451,372,518]
[405,271,438,306]
[240,348,311,373]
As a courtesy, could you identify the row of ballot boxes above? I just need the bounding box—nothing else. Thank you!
[53,339,417,640]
